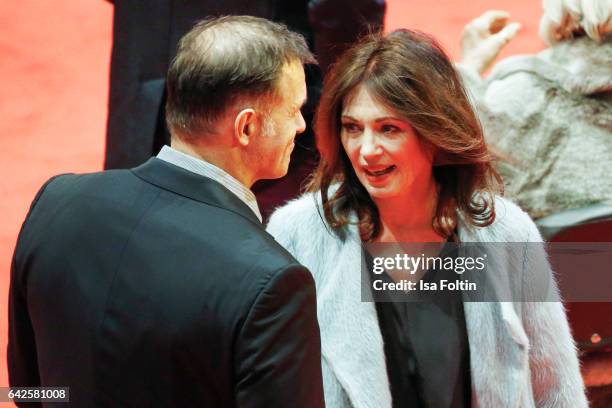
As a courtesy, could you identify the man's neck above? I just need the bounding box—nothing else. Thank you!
[170,138,254,188]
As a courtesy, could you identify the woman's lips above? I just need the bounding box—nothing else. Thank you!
[363,165,396,177]
[363,165,397,184]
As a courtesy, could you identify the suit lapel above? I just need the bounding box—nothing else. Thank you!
[131,158,261,226]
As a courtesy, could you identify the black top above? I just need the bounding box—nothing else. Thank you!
[368,243,472,408]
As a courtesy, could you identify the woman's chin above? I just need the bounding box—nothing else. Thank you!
[357,172,407,201]
[363,184,401,201]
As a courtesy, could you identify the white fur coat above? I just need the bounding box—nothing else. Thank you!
[266,193,587,408]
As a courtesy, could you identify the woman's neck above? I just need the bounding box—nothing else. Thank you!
[374,177,444,243]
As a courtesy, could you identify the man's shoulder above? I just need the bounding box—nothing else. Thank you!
[40,168,140,196]
[24,170,305,292]
[220,218,302,276]
[23,169,137,217]
[177,208,310,312]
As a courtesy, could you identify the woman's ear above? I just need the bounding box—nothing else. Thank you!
[234,108,256,147]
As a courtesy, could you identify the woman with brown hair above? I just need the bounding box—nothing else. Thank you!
[267,29,587,407]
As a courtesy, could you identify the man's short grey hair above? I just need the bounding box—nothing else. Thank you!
[540,0,612,44]
[166,15,315,137]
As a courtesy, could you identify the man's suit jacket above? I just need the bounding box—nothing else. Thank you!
[8,158,324,407]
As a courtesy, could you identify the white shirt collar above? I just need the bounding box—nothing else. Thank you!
[156,145,262,223]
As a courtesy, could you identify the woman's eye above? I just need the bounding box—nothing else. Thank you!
[342,123,361,133]
[381,124,399,134]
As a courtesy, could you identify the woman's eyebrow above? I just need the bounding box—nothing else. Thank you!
[341,115,404,122]
[374,116,404,123]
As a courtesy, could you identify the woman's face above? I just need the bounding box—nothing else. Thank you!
[340,85,434,201]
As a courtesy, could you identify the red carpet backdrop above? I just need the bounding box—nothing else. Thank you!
[0,0,542,395]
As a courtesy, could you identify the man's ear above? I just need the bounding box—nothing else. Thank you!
[234,108,256,147]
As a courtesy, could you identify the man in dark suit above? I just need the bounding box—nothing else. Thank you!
[105,0,386,218]
[8,16,324,407]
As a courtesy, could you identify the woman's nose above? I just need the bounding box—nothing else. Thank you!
[359,131,382,158]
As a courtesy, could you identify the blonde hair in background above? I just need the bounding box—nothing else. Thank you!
[539,0,612,44]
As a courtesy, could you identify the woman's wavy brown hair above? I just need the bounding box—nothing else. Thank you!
[308,29,503,241]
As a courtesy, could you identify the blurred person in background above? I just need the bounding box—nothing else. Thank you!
[105,0,386,219]
[458,0,612,220]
